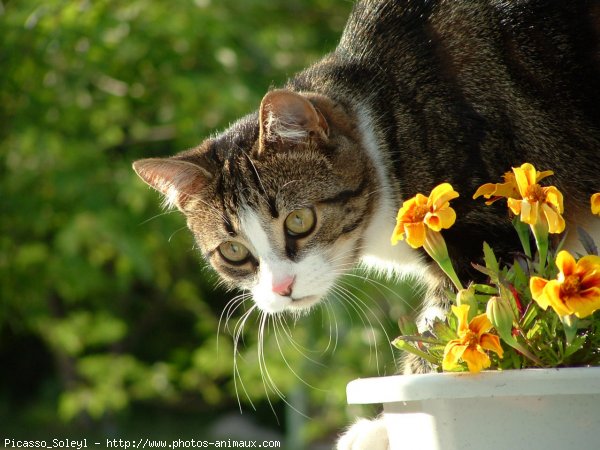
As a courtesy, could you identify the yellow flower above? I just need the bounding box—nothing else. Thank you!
[592,193,600,216]
[473,171,519,205]
[443,304,504,373]
[506,163,565,233]
[530,251,600,318]
[473,168,553,205]
[391,183,459,248]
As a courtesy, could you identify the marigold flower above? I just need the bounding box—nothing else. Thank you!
[530,251,600,318]
[473,168,553,205]
[443,304,504,373]
[592,193,600,216]
[506,163,565,233]
[391,183,459,248]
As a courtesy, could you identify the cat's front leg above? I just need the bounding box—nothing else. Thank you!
[336,417,389,450]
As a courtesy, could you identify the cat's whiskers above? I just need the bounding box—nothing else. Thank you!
[256,312,280,421]
[168,225,190,243]
[242,150,268,198]
[271,316,326,392]
[330,281,396,375]
[257,311,315,422]
[276,180,309,211]
[218,291,249,338]
[276,314,330,367]
[328,247,396,358]
[320,299,340,355]
[329,283,381,368]
[232,303,259,413]
[138,208,180,225]
[339,271,420,315]
[185,195,230,224]
[324,244,368,271]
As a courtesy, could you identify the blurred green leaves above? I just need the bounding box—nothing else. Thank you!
[0,0,419,445]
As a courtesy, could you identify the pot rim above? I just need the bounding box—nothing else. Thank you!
[347,367,600,404]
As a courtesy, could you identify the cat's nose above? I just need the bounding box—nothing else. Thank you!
[272,275,295,297]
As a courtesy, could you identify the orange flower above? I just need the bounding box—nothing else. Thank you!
[443,304,504,373]
[473,168,553,205]
[592,193,600,216]
[473,171,519,205]
[506,163,565,233]
[391,183,459,248]
[530,251,600,318]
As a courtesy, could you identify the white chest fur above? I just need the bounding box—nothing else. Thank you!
[354,103,429,278]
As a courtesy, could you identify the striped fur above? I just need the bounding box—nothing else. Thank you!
[133,0,600,319]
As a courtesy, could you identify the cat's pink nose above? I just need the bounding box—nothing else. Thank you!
[272,275,295,297]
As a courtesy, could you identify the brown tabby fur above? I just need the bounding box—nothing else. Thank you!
[133,0,600,325]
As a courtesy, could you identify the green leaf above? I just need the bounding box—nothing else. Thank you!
[483,241,500,275]
[472,283,498,295]
[561,315,579,345]
[564,336,586,358]
[432,318,458,342]
[578,226,598,256]
[512,216,532,258]
[398,315,419,336]
[392,338,439,366]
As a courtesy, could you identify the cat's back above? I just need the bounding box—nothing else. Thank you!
[340,0,600,76]
[312,0,600,269]
[333,0,600,197]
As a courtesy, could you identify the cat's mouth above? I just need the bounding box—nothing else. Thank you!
[286,294,321,312]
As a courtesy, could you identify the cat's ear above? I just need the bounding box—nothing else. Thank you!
[132,158,211,210]
[258,89,328,151]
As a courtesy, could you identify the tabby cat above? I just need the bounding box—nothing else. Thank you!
[133,1,600,448]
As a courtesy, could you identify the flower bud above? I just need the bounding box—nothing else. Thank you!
[457,287,477,321]
[486,296,515,339]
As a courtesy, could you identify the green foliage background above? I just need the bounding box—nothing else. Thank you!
[1,1,420,447]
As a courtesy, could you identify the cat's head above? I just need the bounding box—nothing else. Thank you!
[133,90,379,314]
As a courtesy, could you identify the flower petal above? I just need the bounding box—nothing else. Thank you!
[462,347,491,373]
[452,304,471,334]
[442,341,467,371]
[544,186,564,214]
[472,177,519,203]
[541,202,565,234]
[592,193,600,216]
[390,223,405,245]
[428,183,459,211]
[520,163,538,186]
[473,183,496,200]
[480,333,504,358]
[577,255,600,287]
[396,197,418,221]
[404,222,426,248]
[556,251,577,277]
[530,277,550,309]
[507,198,522,215]
[469,313,493,337]
[519,200,538,226]
[566,288,600,318]
[535,170,554,182]
[544,280,574,317]
[513,163,536,197]
[424,207,456,231]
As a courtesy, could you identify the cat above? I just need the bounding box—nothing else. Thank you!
[133,1,600,449]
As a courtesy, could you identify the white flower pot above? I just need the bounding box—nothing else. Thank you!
[347,367,600,450]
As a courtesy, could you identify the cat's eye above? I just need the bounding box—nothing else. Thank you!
[284,207,316,237]
[218,241,250,264]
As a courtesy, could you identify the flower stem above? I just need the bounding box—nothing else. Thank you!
[392,338,440,366]
[423,230,464,291]
[512,216,532,259]
[531,221,549,274]
[561,314,578,345]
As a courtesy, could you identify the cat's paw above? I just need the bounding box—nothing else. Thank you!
[336,417,389,450]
